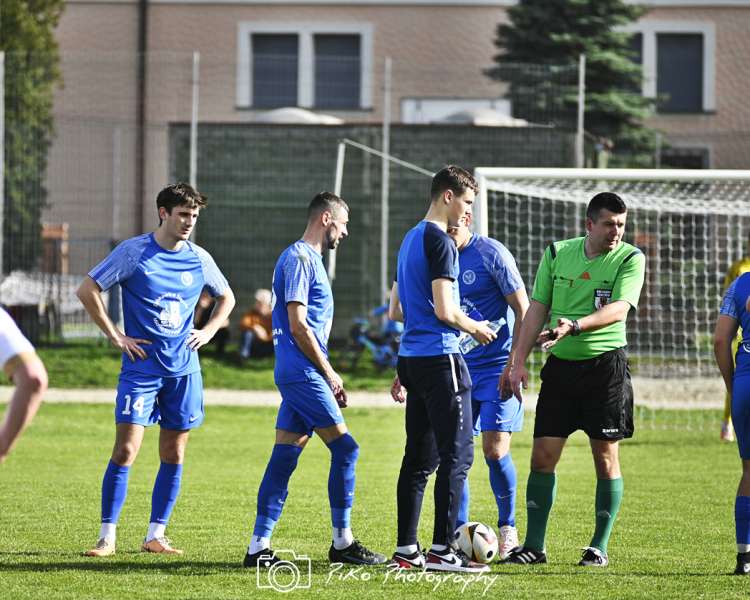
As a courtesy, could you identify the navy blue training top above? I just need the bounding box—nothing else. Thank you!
[396,221,461,356]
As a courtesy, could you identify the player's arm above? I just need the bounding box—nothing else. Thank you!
[288,301,347,407]
[498,287,530,400]
[186,287,236,351]
[389,283,403,323]
[715,314,740,397]
[0,355,48,463]
[509,299,551,400]
[542,300,632,350]
[432,278,496,345]
[76,275,152,362]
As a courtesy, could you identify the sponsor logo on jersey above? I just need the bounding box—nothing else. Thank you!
[462,270,476,285]
[181,271,193,286]
[594,289,612,310]
[580,272,591,279]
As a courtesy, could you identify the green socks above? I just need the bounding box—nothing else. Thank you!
[589,477,624,554]
[524,471,557,552]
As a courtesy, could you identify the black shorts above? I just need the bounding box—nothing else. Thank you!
[533,347,634,441]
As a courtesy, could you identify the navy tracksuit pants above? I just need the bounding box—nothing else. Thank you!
[396,353,473,546]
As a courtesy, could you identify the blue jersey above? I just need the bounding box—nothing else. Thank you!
[457,234,525,373]
[272,240,334,384]
[89,233,228,378]
[396,221,461,357]
[721,272,750,377]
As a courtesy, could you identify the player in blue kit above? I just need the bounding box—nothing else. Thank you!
[77,183,235,556]
[243,192,386,569]
[715,271,750,575]
[447,214,529,561]
[388,166,496,574]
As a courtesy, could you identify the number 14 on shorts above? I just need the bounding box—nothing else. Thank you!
[122,394,145,417]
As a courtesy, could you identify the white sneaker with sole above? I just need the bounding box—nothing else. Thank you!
[498,525,519,561]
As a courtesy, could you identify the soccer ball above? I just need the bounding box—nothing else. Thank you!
[455,522,499,564]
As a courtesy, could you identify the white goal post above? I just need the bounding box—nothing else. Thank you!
[473,167,750,428]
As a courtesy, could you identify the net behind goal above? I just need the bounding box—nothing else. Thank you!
[473,168,750,430]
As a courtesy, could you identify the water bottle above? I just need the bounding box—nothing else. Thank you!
[459,318,506,354]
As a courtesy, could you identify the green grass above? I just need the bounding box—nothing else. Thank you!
[0,342,396,392]
[0,403,747,599]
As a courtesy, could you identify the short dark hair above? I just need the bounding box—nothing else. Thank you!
[587,192,627,223]
[156,182,209,225]
[308,191,349,223]
[430,166,479,203]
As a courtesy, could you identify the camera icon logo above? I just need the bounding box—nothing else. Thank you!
[256,550,312,593]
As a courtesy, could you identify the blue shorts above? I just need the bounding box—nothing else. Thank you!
[733,374,750,459]
[470,371,524,436]
[116,372,204,430]
[276,371,345,437]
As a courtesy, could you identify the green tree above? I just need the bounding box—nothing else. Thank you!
[485,0,657,167]
[0,0,64,273]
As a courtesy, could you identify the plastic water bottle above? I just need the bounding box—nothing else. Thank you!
[459,318,506,354]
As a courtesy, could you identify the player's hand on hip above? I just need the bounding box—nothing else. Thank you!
[471,320,497,346]
[538,318,573,350]
[391,375,406,403]
[186,328,213,351]
[509,365,528,401]
[114,334,152,362]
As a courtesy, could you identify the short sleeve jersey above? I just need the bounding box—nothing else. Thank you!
[396,221,461,357]
[531,236,645,361]
[725,257,750,289]
[720,273,750,376]
[457,234,525,372]
[89,233,228,377]
[0,307,36,377]
[272,240,334,384]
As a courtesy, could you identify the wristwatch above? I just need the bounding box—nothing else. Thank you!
[571,320,581,336]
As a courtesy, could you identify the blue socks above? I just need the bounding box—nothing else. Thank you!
[327,433,359,528]
[455,453,516,530]
[101,460,130,526]
[736,496,750,552]
[150,462,183,525]
[253,444,302,537]
[456,477,470,529]
[487,453,517,528]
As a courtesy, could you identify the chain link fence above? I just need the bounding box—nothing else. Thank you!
[2,50,749,351]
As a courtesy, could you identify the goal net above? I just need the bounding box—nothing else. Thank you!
[473,167,750,430]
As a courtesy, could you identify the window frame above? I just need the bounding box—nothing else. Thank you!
[620,20,716,112]
[237,22,373,110]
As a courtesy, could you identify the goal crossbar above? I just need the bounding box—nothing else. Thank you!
[473,168,750,236]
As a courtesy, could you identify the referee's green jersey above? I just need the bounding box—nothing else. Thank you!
[531,237,646,361]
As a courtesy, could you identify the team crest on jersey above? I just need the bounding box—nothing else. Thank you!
[594,289,612,310]
[462,270,476,285]
[181,271,193,286]
[153,292,189,334]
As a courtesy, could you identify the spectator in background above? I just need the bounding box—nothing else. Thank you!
[194,290,230,357]
[238,289,274,364]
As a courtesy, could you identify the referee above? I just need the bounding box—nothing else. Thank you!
[505,192,645,567]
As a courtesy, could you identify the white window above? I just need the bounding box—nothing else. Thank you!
[237,22,373,110]
[621,20,715,113]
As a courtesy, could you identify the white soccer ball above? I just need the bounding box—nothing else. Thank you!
[455,522,499,564]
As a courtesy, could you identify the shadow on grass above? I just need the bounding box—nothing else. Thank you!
[0,556,369,576]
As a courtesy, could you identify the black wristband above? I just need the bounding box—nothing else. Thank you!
[571,320,581,336]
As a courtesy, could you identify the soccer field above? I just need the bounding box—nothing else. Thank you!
[0,403,746,599]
